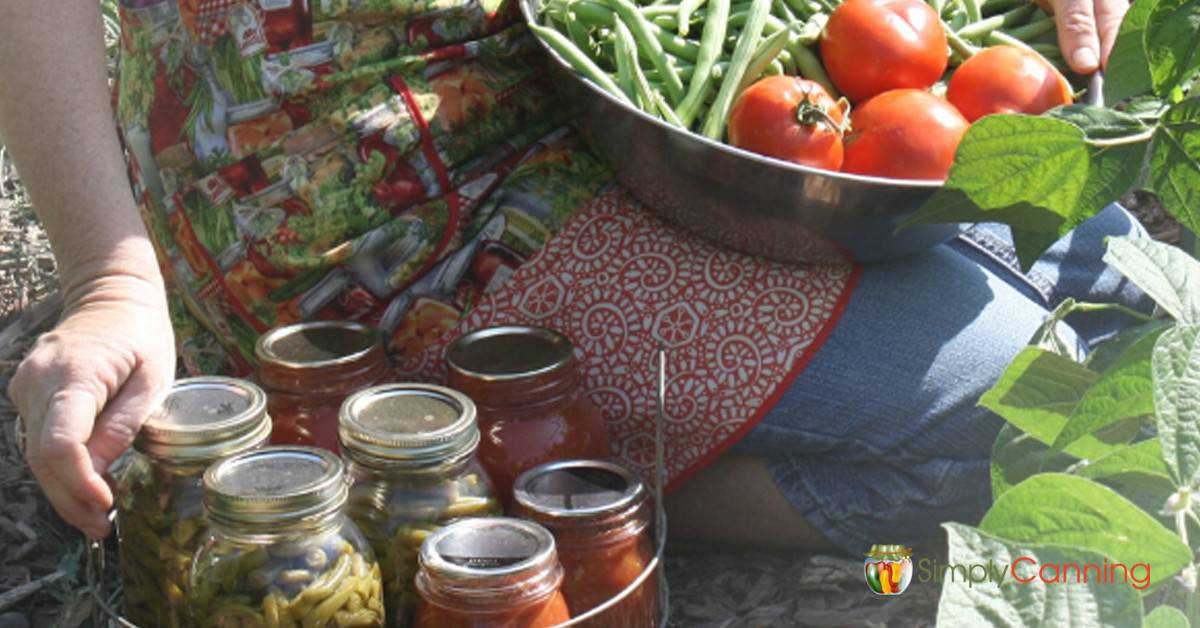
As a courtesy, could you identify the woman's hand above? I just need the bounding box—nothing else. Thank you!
[1041,0,1130,74]
[8,271,175,539]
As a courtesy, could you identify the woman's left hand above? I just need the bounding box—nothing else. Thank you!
[1042,0,1130,74]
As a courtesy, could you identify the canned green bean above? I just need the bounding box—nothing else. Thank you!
[116,376,271,628]
[191,446,385,627]
[339,383,502,628]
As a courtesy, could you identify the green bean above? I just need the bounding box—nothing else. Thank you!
[738,28,791,94]
[947,29,979,60]
[777,46,797,73]
[613,16,639,103]
[963,0,982,23]
[703,0,771,138]
[617,17,687,125]
[604,0,687,103]
[783,0,816,17]
[675,0,729,126]
[572,1,703,60]
[956,3,1035,39]
[980,0,1023,15]
[1001,15,1055,41]
[766,58,785,75]
[676,0,706,35]
[788,40,839,98]
[530,23,634,104]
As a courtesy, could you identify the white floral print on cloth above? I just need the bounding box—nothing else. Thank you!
[396,187,860,487]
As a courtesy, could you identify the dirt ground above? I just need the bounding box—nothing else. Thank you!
[0,143,1182,626]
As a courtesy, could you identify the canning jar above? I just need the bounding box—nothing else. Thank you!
[413,518,571,627]
[445,326,611,502]
[256,320,390,452]
[116,377,271,627]
[340,383,502,627]
[513,460,658,626]
[190,447,386,627]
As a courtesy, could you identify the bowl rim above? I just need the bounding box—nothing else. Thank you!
[519,0,945,191]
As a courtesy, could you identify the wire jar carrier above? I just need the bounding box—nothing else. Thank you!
[86,349,674,627]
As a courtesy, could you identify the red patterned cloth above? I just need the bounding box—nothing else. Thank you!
[193,0,242,43]
[397,188,860,489]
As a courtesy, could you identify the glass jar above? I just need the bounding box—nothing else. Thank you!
[256,320,390,452]
[190,447,386,627]
[116,376,271,627]
[340,383,502,627]
[445,326,611,503]
[413,518,571,627]
[512,460,658,626]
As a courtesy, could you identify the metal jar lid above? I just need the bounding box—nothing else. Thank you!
[203,446,347,529]
[419,517,557,580]
[339,384,479,467]
[134,377,270,462]
[446,326,574,382]
[255,320,381,369]
[513,459,645,519]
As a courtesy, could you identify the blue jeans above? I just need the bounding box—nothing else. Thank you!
[735,204,1154,554]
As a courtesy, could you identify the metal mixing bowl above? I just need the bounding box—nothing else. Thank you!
[520,0,965,264]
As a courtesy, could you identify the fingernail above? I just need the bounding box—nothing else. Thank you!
[1072,47,1098,71]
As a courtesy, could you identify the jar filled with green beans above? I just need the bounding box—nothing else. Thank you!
[339,384,502,628]
[116,376,272,628]
[190,446,385,627]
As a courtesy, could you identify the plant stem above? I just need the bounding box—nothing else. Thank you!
[1087,128,1158,148]
[1065,301,1158,322]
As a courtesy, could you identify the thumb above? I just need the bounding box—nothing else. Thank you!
[1054,0,1101,74]
[86,362,171,476]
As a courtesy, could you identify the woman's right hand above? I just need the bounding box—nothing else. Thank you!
[8,271,175,539]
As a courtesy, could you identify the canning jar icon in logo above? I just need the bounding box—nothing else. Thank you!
[865,545,913,595]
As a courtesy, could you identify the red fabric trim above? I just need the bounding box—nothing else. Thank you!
[388,74,461,281]
[663,262,864,493]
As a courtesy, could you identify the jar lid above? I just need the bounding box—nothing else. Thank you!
[446,326,574,382]
[135,377,270,462]
[513,459,645,518]
[420,518,556,579]
[339,384,479,467]
[255,320,380,369]
[203,446,347,528]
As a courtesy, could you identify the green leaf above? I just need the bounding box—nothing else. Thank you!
[979,474,1191,589]
[1047,105,1151,140]
[979,347,1099,445]
[1105,0,1157,104]
[1153,324,1200,485]
[991,424,1077,500]
[1086,321,1173,372]
[1077,439,1172,481]
[1149,98,1200,234]
[938,524,1145,627]
[1051,328,1163,454]
[1145,0,1200,98]
[1104,237,1200,323]
[1145,606,1190,628]
[903,115,1147,268]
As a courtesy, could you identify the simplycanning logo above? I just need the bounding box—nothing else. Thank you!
[864,545,913,595]
[864,544,1151,593]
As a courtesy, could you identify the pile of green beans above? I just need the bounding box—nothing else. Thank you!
[189,534,385,627]
[531,0,1066,139]
[345,471,500,628]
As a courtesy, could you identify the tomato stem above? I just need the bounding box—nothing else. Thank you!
[795,96,848,133]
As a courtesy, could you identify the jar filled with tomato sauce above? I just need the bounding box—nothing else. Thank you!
[445,326,611,503]
[413,518,571,627]
[512,460,658,626]
[255,321,389,452]
[339,383,502,627]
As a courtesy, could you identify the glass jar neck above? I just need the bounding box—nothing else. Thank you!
[257,344,388,395]
[346,452,474,480]
[209,509,345,543]
[417,559,563,614]
[525,499,651,548]
[448,361,580,415]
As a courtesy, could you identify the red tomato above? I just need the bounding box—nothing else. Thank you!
[842,89,969,181]
[820,0,949,103]
[947,45,1074,122]
[728,76,846,170]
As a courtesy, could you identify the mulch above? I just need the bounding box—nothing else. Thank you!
[0,138,1182,625]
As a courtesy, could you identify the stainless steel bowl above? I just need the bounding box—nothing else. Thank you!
[520,0,965,264]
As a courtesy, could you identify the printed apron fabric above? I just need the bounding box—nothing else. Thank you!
[114,0,858,484]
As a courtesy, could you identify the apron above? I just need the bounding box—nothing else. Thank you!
[115,0,859,486]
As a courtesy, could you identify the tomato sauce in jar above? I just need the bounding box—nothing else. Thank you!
[255,321,389,452]
[413,518,572,627]
[512,460,659,627]
[445,326,611,503]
